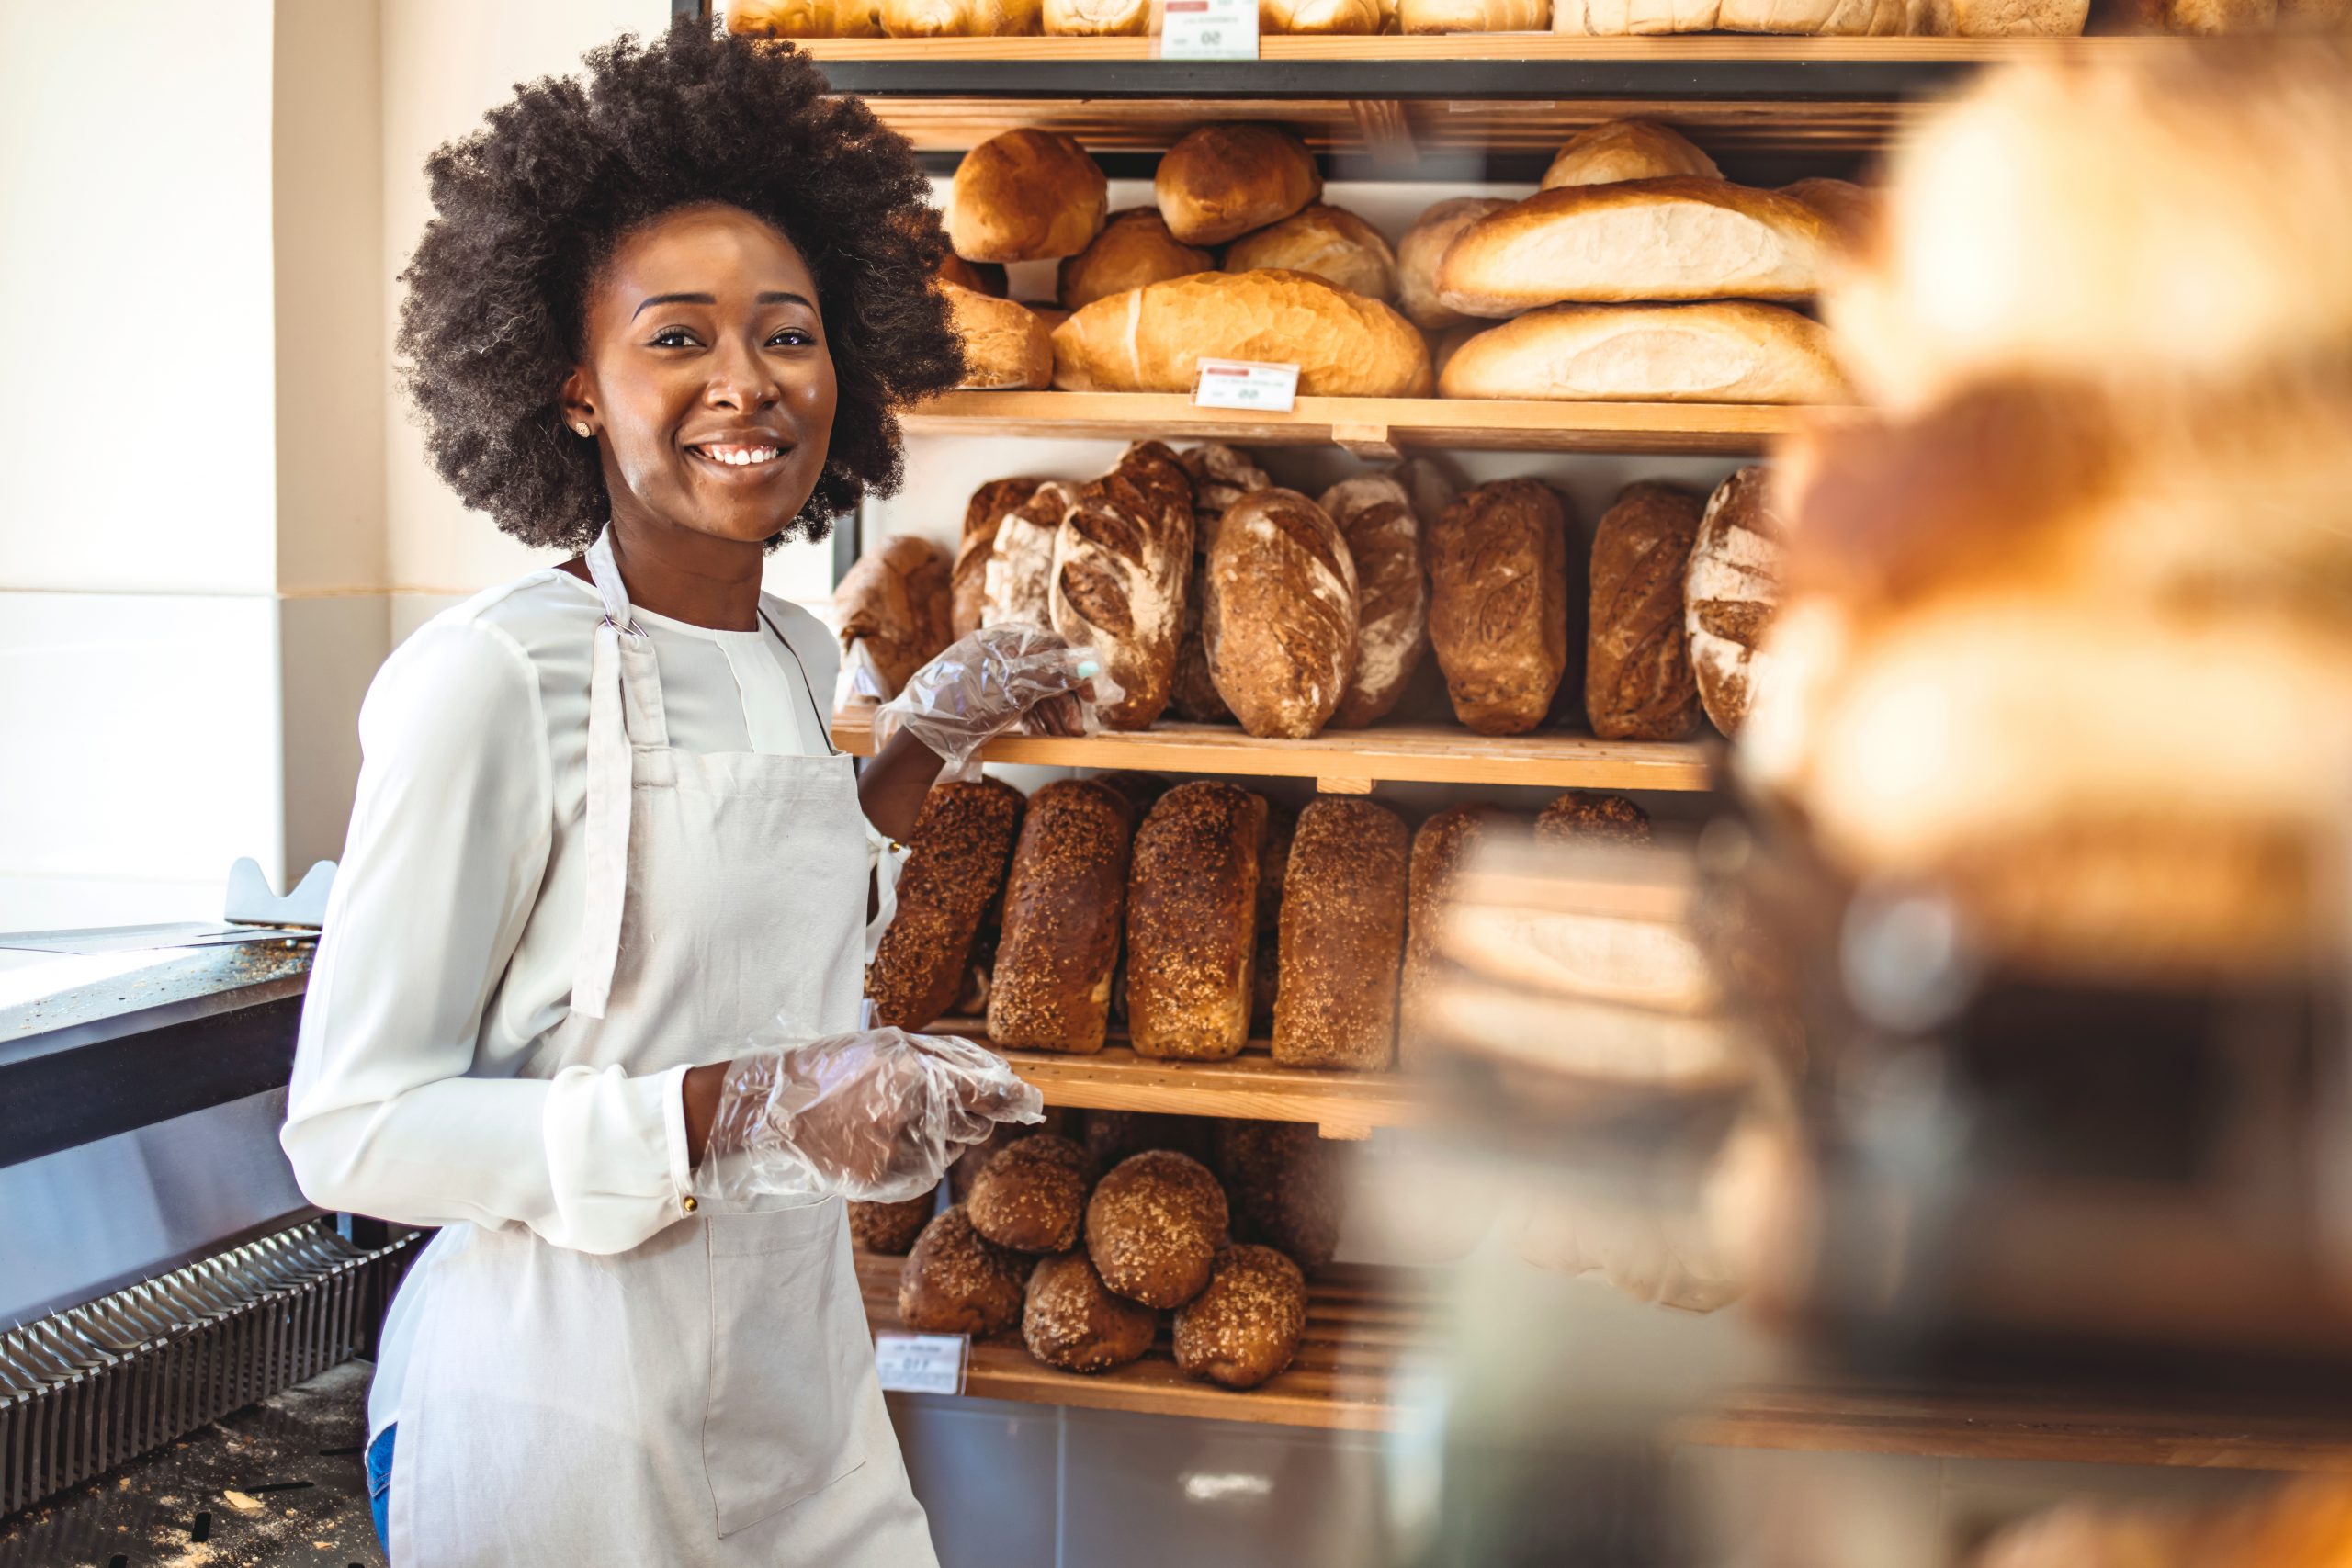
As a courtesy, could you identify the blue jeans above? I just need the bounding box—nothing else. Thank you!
[366,1423,398,1549]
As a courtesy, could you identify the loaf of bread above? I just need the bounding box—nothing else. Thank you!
[1057,209,1216,312]
[1551,0,1713,29]
[1023,1252,1159,1371]
[1251,801,1295,1034]
[882,0,1040,31]
[939,254,1007,296]
[1050,441,1194,729]
[1435,178,1835,315]
[1541,119,1721,189]
[1396,197,1510,331]
[1225,204,1399,303]
[849,1191,937,1255]
[1273,798,1410,1070]
[1052,270,1433,398]
[967,1132,1095,1252]
[1686,466,1785,737]
[953,478,1044,639]
[1916,0,2086,29]
[946,130,1108,263]
[1777,177,1875,251]
[865,779,1024,1029]
[1173,1246,1306,1390]
[1535,790,1652,843]
[989,779,1136,1052]
[1400,0,1546,25]
[1045,0,1151,29]
[2109,0,2272,28]
[981,480,1073,631]
[1214,1120,1348,1271]
[1399,804,1498,1053]
[1170,444,1271,722]
[1204,489,1359,739]
[834,535,953,702]
[1085,1110,1216,1169]
[899,1204,1031,1335]
[728,0,883,35]
[1438,302,1849,405]
[1261,0,1385,28]
[1426,479,1573,736]
[1716,0,1904,29]
[1588,481,1704,741]
[1156,124,1322,246]
[1126,782,1269,1060]
[1318,475,1428,729]
[1087,1150,1231,1308]
[944,281,1056,389]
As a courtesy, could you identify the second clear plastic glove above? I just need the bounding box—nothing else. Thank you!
[699,1025,1045,1205]
[871,623,1121,781]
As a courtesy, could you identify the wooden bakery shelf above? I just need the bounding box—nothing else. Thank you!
[903,390,1828,457]
[860,1252,1441,1432]
[831,709,1716,793]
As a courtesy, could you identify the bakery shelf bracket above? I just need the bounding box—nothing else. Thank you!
[1329,423,1404,463]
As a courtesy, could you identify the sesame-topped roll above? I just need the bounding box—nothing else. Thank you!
[1174,1244,1306,1391]
[1086,1149,1229,1309]
[967,1134,1095,1253]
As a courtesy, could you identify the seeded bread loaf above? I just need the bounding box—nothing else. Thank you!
[1057,208,1216,311]
[1170,444,1270,722]
[1536,790,1652,844]
[989,779,1136,1053]
[967,1132,1096,1252]
[899,1204,1032,1335]
[1426,479,1575,736]
[1215,1120,1349,1272]
[834,536,954,703]
[1173,1245,1306,1390]
[1396,197,1511,331]
[1155,124,1322,247]
[1685,466,1785,736]
[953,478,1045,639]
[849,1191,937,1255]
[1023,1251,1159,1371]
[1050,441,1194,729]
[1541,119,1722,189]
[1225,203,1399,302]
[1204,489,1360,739]
[982,479,1075,630]
[1049,270,1433,398]
[1087,1149,1231,1308]
[1318,475,1429,729]
[1274,798,1411,1070]
[865,778,1026,1030]
[946,129,1107,263]
[1126,782,1268,1060]
[1588,481,1705,740]
[1399,804,1501,1055]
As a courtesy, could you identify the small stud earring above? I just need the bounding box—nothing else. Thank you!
[573,423,592,437]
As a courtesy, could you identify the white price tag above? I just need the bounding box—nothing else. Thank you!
[1192,357,1300,412]
[1158,0,1260,60]
[874,1332,969,1395]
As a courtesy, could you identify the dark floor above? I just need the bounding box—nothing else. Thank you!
[0,1359,384,1568]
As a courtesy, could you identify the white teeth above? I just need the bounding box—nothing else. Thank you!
[700,445,778,466]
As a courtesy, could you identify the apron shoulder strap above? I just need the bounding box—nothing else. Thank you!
[758,604,839,758]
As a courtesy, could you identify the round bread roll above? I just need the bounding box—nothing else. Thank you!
[1541,119,1722,189]
[944,281,1056,390]
[1173,1245,1306,1390]
[1058,209,1216,311]
[1156,124,1322,247]
[947,130,1108,263]
[849,1191,938,1255]
[1045,0,1151,28]
[1225,203,1399,302]
[899,1204,1032,1336]
[1087,1149,1230,1308]
[1261,0,1385,27]
[1023,1251,1160,1371]
[967,1133,1096,1253]
[1400,0,1547,24]
[883,0,1041,30]
[1396,197,1510,331]
[728,0,884,35]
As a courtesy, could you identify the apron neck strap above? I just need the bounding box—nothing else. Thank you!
[584,525,639,634]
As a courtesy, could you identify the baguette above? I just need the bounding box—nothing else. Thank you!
[1126,782,1269,1060]
[865,779,1026,1030]
[1438,301,1849,405]
[1273,797,1410,1070]
[1049,441,1195,729]
[1318,475,1429,729]
[1204,489,1360,739]
[989,779,1136,1053]
[1051,270,1432,398]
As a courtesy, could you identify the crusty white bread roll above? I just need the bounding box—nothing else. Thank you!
[1261,0,1385,27]
[1057,209,1216,312]
[1046,0,1152,28]
[1541,119,1721,190]
[1399,0,1548,24]
[1397,197,1510,330]
[1435,178,1836,314]
[1224,203,1399,302]
[1156,124,1322,246]
[946,130,1108,263]
[1552,0,1716,27]
[1439,301,1848,404]
[943,282,1055,389]
[728,0,884,34]
[881,0,1040,31]
[1051,270,1434,397]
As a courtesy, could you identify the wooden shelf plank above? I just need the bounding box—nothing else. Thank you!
[832,710,1715,793]
[902,391,1829,457]
[860,1253,1439,1432]
[799,36,2156,62]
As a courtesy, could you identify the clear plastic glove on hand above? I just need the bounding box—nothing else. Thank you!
[872,624,1121,780]
[699,1026,1044,1205]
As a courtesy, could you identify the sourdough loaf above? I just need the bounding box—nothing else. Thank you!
[1087,1150,1230,1308]
[1399,804,1499,1055]
[981,480,1074,630]
[1587,481,1704,740]
[834,536,953,702]
[899,1205,1030,1335]
[1686,466,1784,736]
[1225,203,1399,302]
[1397,197,1510,331]
[953,478,1044,639]
[1170,444,1270,722]
[946,129,1107,263]
[1426,479,1574,736]
[1438,301,1849,405]
[1049,441,1194,729]
[1541,119,1721,189]
[1126,782,1268,1060]
[1173,1245,1306,1390]
[1155,124,1322,246]
[1273,797,1410,1070]
[865,779,1025,1030]
[1204,489,1360,739]
[944,281,1055,389]
[1023,1252,1159,1372]
[989,779,1136,1053]
[1057,209,1216,312]
[1317,475,1429,728]
[1050,270,1433,398]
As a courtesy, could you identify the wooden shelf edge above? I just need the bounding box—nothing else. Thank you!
[801,36,2156,63]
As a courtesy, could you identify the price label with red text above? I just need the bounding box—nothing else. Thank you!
[1159,0,1260,60]
[1192,357,1299,412]
[873,1332,968,1395]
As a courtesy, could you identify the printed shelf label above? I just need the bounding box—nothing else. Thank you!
[1159,0,1261,61]
[874,1331,969,1395]
[1192,357,1300,412]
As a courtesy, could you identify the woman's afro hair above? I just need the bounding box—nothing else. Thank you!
[396,17,963,548]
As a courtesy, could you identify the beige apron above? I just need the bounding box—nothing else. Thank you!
[386,529,937,1567]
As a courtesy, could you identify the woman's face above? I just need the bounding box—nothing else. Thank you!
[563,203,837,545]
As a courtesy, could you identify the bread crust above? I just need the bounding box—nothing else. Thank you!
[1588,480,1705,740]
[1686,465,1785,736]
[1127,782,1269,1060]
[1427,479,1573,736]
[1173,1245,1306,1390]
[953,478,1045,639]
[944,281,1056,389]
[1318,475,1429,729]
[1396,197,1510,330]
[834,535,953,699]
[1057,208,1216,312]
[1023,1252,1159,1371]
[1170,444,1270,721]
[1438,300,1849,404]
[899,1205,1031,1335]
[1398,804,1500,1057]
[1226,203,1400,302]
[1087,1150,1231,1308]
[1049,441,1195,729]
[881,0,1041,32]
[989,779,1136,1052]
[1273,798,1410,1069]
[1051,269,1432,398]
[1541,119,1722,189]
[1204,488,1360,739]
[865,779,1025,1030]
[981,480,1074,631]
[968,1133,1096,1252]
